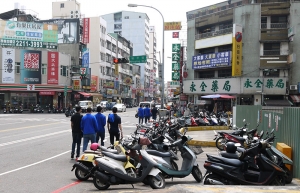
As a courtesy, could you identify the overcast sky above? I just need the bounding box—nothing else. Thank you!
[0,0,224,81]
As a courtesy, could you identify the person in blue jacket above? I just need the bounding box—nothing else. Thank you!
[81,107,98,152]
[137,104,144,124]
[144,105,151,123]
[94,106,106,146]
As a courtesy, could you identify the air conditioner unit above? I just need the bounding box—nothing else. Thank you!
[290,85,297,90]
[75,14,79,18]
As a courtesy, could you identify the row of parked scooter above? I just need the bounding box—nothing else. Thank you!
[177,110,233,128]
[208,119,293,185]
[3,106,23,113]
[71,118,203,190]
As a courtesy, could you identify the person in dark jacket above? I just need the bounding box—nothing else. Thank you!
[81,107,98,152]
[95,106,106,146]
[107,107,123,147]
[70,106,83,159]
[144,105,151,123]
[137,104,144,124]
[151,105,158,121]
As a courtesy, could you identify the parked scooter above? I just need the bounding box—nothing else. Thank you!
[203,142,286,185]
[92,143,166,190]
[3,108,7,113]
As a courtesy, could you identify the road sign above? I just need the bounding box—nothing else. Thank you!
[172,53,180,61]
[172,44,181,52]
[172,72,180,81]
[129,55,147,63]
[172,62,180,71]
[168,81,180,88]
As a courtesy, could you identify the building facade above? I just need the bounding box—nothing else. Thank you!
[185,0,298,111]
[101,11,152,101]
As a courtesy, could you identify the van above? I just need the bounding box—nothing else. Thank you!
[139,101,154,108]
[78,100,93,113]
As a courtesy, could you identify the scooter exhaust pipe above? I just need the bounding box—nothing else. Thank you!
[207,178,224,185]
[72,162,90,173]
[94,171,110,183]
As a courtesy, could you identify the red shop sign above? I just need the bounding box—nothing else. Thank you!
[74,94,80,99]
[39,91,55,96]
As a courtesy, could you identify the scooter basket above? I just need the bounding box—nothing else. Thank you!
[187,145,203,155]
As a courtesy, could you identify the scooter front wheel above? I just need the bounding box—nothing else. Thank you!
[192,166,202,182]
[283,165,292,184]
[216,137,226,150]
[75,168,90,181]
[148,173,165,189]
[93,176,110,190]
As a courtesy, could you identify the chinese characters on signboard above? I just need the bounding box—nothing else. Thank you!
[172,32,179,38]
[73,80,80,90]
[164,22,181,31]
[171,44,181,81]
[83,18,90,44]
[2,48,15,83]
[232,24,243,76]
[47,52,59,84]
[192,51,231,69]
[20,50,42,84]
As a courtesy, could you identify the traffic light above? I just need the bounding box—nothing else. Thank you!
[113,58,129,64]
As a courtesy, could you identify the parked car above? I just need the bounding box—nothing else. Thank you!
[113,103,126,112]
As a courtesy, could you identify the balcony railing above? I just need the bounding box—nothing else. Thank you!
[261,23,287,29]
[263,50,280,56]
[195,27,232,40]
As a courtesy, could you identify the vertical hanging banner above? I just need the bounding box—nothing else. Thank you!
[20,50,42,84]
[2,48,15,83]
[82,48,90,68]
[47,51,59,84]
[91,75,98,92]
[83,18,90,44]
[232,24,243,76]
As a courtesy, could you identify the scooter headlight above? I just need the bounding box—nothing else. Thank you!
[272,155,278,164]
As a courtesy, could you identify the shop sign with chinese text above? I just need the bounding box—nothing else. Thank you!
[242,77,286,94]
[192,51,231,69]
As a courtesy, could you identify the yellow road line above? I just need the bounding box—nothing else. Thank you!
[0,122,61,132]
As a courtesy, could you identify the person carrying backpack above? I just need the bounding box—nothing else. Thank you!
[107,107,123,147]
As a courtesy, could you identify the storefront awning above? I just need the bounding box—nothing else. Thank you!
[290,95,300,103]
[201,94,236,99]
[263,99,292,106]
[78,92,91,97]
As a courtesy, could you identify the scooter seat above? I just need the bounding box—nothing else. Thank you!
[208,155,243,167]
[102,151,127,162]
[84,150,102,155]
[229,134,245,143]
[146,150,171,157]
[247,129,257,135]
[220,151,239,159]
[99,146,118,154]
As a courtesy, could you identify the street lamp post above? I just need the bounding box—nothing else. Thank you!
[128,3,165,108]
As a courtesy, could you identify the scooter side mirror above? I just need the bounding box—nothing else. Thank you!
[243,119,246,122]
[270,128,274,134]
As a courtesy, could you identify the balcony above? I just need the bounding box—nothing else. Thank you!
[260,55,288,69]
[260,29,288,42]
[263,50,280,56]
[195,27,232,40]
[195,8,233,27]
[261,2,290,16]
[261,23,287,29]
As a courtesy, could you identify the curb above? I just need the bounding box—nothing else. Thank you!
[181,126,229,132]
[187,140,216,147]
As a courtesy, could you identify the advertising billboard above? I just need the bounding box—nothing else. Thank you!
[47,51,59,84]
[38,19,80,44]
[232,24,243,76]
[20,50,42,84]
[82,48,89,68]
[91,75,98,92]
[2,48,15,83]
[192,51,232,69]
[0,20,58,49]
[83,18,90,44]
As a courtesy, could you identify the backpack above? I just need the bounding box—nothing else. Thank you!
[108,113,115,123]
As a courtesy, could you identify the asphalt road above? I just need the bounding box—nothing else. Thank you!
[0,107,216,193]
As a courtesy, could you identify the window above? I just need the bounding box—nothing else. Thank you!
[15,62,20,74]
[218,44,232,52]
[60,3,64,8]
[221,6,227,10]
[139,16,141,18]
[197,70,215,78]
[114,24,122,30]
[124,16,129,19]
[42,64,47,75]
[209,10,214,14]
[237,1,242,6]
[60,65,67,76]
[100,52,105,61]
[218,69,231,78]
[264,43,280,55]
[263,69,279,77]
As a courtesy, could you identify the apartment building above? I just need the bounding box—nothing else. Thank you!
[102,11,152,101]
[185,0,299,111]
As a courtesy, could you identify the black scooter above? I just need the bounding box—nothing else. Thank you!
[203,142,286,185]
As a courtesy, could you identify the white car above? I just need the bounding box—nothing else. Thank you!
[113,104,126,112]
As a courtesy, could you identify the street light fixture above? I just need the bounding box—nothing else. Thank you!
[128,3,165,109]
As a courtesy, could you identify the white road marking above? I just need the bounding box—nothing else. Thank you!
[0,150,71,176]
[0,121,26,126]
[0,130,70,147]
